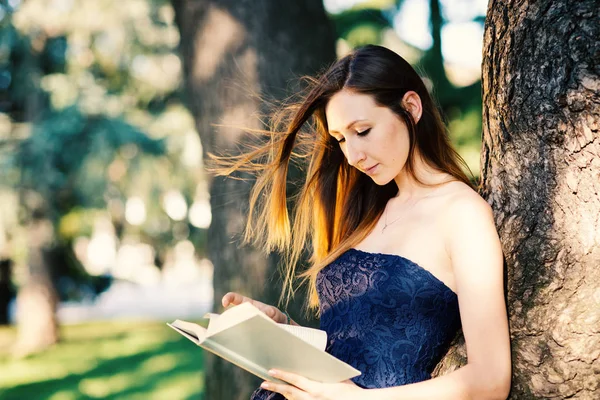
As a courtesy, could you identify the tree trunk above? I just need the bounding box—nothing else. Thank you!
[14,218,59,356]
[0,259,13,325]
[171,1,336,398]
[13,22,60,356]
[479,1,599,398]
[423,0,451,97]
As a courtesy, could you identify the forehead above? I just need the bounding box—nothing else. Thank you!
[325,90,379,131]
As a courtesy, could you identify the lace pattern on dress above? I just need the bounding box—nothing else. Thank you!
[250,248,461,399]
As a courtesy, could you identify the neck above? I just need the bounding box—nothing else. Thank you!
[393,151,450,202]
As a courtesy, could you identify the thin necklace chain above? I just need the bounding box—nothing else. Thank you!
[381,190,437,233]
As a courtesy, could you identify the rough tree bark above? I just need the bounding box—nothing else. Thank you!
[479,1,599,398]
[171,1,336,398]
[435,1,599,398]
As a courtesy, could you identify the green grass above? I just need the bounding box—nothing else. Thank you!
[0,320,204,400]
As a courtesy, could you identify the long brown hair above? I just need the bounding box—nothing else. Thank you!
[210,45,473,312]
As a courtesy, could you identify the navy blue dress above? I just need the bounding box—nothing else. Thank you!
[251,248,461,399]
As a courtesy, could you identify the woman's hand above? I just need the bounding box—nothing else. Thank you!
[260,369,364,400]
[221,292,290,324]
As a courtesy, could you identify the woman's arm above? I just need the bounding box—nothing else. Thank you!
[363,192,512,400]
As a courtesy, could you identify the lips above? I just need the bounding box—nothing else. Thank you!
[363,164,379,174]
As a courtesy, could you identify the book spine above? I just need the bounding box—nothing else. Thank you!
[200,339,287,385]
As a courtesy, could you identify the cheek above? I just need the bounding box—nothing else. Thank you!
[391,127,411,158]
[384,124,408,154]
[339,146,349,160]
[382,122,405,146]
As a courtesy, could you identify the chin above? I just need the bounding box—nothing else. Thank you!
[370,175,394,186]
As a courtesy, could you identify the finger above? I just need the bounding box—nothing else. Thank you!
[261,381,306,399]
[263,305,277,318]
[222,292,240,307]
[268,370,315,393]
[251,303,283,322]
[249,301,279,321]
[222,292,249,307]
[221,292,233,307]
[222,294,281,321]
[225,293,270,314]
[341,379,358,387]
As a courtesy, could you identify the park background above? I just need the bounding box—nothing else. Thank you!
[2,0,592,399]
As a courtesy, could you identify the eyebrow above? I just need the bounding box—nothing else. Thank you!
[329,119,367,134]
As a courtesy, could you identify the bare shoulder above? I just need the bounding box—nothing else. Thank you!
[438,181,493,224]
[436,181,501,265]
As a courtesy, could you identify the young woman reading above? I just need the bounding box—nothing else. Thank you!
[218,45,511,400]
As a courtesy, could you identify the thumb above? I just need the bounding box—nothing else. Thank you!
[266,307,277,318]
[221,293,233,307]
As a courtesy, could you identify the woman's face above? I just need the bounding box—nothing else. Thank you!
[325,89,419,186]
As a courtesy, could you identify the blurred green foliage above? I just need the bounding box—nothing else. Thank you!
[0,321,204,399]
[0,0,207,301]
[13,107,165,215]
[329,0,484,179]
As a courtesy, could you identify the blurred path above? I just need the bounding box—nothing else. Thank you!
[55,280,213,324]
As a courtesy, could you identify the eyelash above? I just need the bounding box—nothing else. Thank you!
[336,128,371,143]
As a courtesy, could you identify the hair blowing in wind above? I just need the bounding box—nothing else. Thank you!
[209,45,473,312]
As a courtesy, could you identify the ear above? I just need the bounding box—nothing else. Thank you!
[401,91,423,124]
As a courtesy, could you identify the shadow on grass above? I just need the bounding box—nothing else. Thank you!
[0,332,204,400]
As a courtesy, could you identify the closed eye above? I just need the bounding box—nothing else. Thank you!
[335,128,371,143]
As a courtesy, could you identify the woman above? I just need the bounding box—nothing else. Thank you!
[219,45,511,399]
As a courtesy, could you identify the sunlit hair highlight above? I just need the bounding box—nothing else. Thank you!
[209,45,474,314]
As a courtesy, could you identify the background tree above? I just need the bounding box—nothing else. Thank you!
[481,1,599,398]
[0,0,203,355]
[438,1,599,398]
[171,0,336,398]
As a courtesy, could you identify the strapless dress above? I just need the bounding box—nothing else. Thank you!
[250,248,461,399]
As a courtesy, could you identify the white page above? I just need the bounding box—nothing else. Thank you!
[206,302,266,336]
[169,320,207,342]
[278,324,327,350]
[208,314,360,383]
[168,305,360,383]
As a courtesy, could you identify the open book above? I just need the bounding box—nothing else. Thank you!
[167,302,361,385]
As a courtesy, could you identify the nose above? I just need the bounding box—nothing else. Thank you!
[345,138,366,167]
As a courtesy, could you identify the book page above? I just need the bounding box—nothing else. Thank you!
[169,320,207,343]
[200,338,289,385]
[278,324,327,351]
[169,309,360,383]
[203,312,220,320]
[206,302,268,336]
[207,314,360,383]
[205,303,327,349]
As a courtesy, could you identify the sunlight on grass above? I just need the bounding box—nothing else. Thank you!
[141,352,180,374]
[127,371,204,400]
[0,320,204,400]
[79,372,133,398]
[47,390,79,400]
